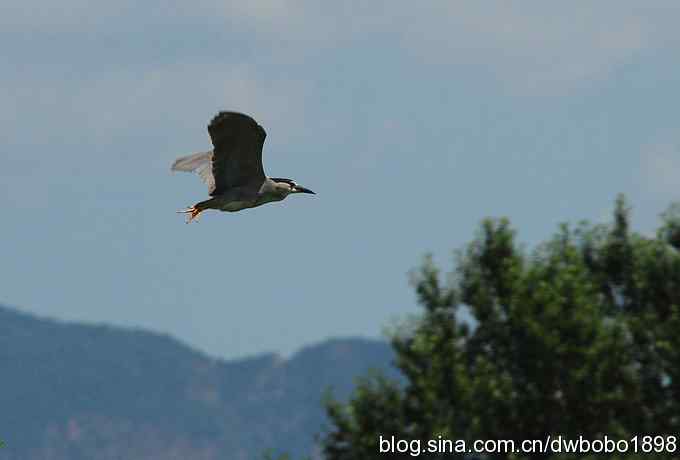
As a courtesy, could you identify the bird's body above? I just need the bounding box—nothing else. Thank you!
[171,112,314,222]
[193,178,294,212]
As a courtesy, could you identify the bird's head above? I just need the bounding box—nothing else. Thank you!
[271,178,315,195]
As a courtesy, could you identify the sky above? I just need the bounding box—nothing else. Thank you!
[2,2,680,359]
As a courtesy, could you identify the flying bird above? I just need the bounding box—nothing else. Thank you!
[171,111,315,223]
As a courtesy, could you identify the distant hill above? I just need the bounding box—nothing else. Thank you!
[0,305,396,460]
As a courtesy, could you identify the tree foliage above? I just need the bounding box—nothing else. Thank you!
[322,196,680,460]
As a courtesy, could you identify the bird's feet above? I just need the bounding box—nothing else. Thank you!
[177,206,202,223]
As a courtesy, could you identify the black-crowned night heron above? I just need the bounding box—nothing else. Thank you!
[172,111,315,223]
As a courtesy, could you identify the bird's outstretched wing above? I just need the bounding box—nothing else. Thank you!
[171,151,216,192]
[207,112,266,195]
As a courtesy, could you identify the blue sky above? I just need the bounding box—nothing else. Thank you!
[2,2,680,359]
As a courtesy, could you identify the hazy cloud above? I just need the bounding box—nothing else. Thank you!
[5,3,680,89]
[213,2,680,92]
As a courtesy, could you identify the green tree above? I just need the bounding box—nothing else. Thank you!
[322,196,680,460]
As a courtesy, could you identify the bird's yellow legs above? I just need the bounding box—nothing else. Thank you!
[177,206,203,223]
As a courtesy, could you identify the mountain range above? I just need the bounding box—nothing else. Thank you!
[0,305,396,459]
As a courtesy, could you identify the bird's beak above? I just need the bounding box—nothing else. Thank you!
[293,185,315,195]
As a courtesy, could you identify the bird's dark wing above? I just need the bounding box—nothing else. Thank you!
[207,112,266,195]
